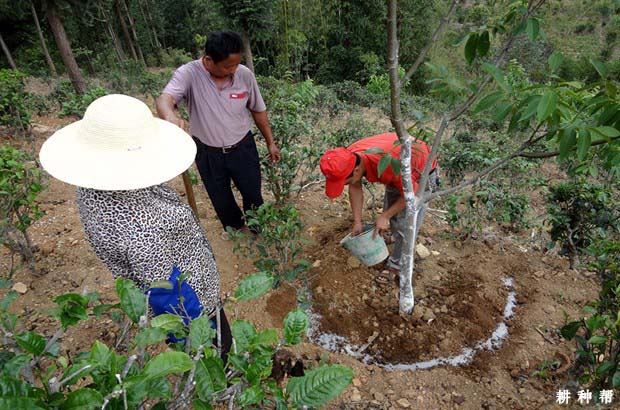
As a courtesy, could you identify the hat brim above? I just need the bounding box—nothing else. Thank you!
[40,119,196,190]
[325,177,347,199]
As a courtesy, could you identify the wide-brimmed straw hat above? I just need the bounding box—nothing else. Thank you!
[40,94,196,190]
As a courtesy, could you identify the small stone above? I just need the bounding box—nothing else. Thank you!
[440,305,448,314]
[396,398,411,408]
[347,255,361,268]
[315,286,323,295]
[352,378,362,387]
[313,260,321,267]
[12,282,28,294]
[71,239,79,246]
[40,242,55,255]
[533,270,545,278]
[453,394,465,405]
[412,305,424,321]
[415,243,431,259]
[374,392,385,401]
[422,308,435,322]
[351,390,362,402]
[431,250,440,256]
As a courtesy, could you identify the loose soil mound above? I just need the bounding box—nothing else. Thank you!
[307,221,530,365]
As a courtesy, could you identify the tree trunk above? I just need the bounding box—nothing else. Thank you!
[46,2,86,94]
[241,28,254,73]
[115,0,138,61]
[136,0,155,48]
[142,0,161,48]
[31,2,57,76]
[387,0,416,315]
[119,0,146,65]
[0,33,17,69]
[100,3,126,63]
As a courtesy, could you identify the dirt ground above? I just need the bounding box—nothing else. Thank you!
[1,110,607,410]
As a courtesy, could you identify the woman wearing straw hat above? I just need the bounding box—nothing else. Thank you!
[39,94,231,352]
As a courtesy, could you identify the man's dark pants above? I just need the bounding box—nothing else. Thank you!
[194,133,263,230]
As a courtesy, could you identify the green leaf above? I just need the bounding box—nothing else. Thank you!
[589,58,607,78]
[234,272,274,301]
[0,398,45,409]
[558,128,577,160]
[536,91,558,123]
[613,370,620,388]
[92,303,118,318]
[15,332,46,356]
[133,327,169,348]
[473,91,503,113]
[377,154,391,177]
[237,385,265,406]
[287,364,354,407]
[60,388,103,410]
[482,62,510,93]
[577,130,591,161]
[588,335,607,345]
[116,278,146,323]
[231,320,257,352]
[596,361,615,376]
[0,375,35,397]
[3,355,30,377]
[189,316,216,350]
[151,314,184,332]
[142,351,193,379]
[476,31,490,57]
[560,321,581,340]
[195,356,226,399]
[89,341,114,371]
[526,18,540,40]
[283,308,309,345]
[253,329,278,345]
[592,126,620,139]
[464,33,478,65]
[1,291,18,312]
[548,52,564,72]
[390,157,401,177]
[492,102,512,123]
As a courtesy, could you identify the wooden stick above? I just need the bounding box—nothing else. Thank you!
[182,170,198,216]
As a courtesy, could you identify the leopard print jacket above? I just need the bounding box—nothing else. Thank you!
[76,185,220,312]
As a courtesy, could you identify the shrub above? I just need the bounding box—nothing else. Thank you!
[0,69,32,135]
[58,86,109,118]
[230,202,311,288]
[0,275,353,408]
[159,48,194,67]
[0,146,44,272]
[560,240,620,389]
[547,179,619,268]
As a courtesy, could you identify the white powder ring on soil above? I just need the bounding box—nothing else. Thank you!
[306,277,517,371]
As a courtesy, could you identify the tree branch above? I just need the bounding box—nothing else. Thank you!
[400,0,460,88]
[520,135,620,158]
[425,124,546,201]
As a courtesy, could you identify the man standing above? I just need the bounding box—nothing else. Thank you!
[319,132,438,284]
[157,30,280,235]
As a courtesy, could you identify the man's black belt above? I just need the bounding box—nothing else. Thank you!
[202,132,252,154]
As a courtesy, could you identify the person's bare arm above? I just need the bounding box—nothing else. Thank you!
[349,180,364,236]
[250,110,281,162]
[156,93,187,130]
[374,195,405,238]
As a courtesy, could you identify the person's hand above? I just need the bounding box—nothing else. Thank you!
[164,115,187,132]
[352,221,364,237]
[267,142,281,163]
[373,214,390,239]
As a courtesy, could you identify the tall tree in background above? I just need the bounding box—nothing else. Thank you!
[0,33,16,69]
[31,1,57,76]
[118,0,145,64]
[115,0,138,61]
[45,1,86,94]
[217,0,275,73]
[97,1,126,64]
